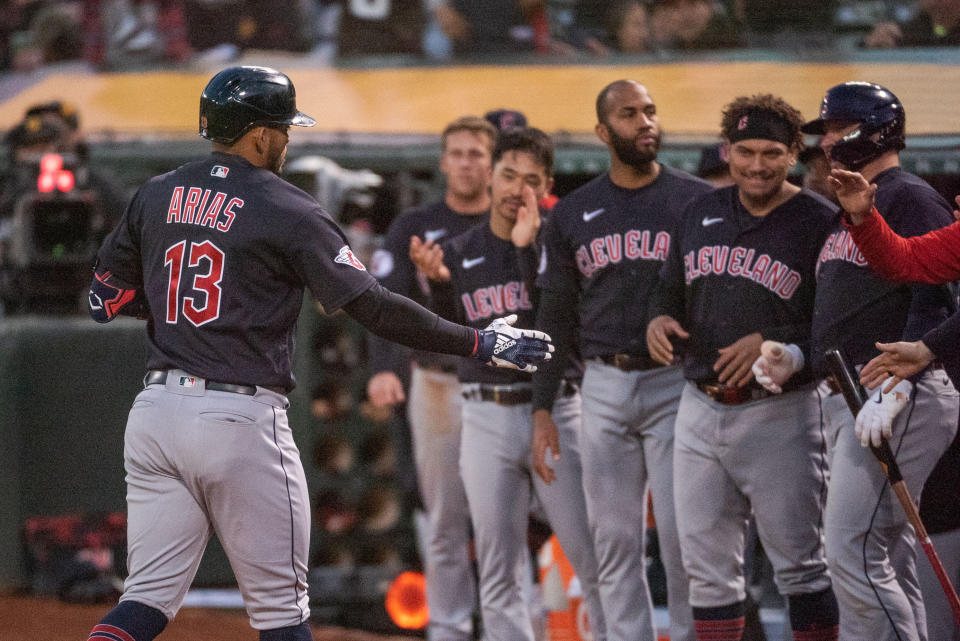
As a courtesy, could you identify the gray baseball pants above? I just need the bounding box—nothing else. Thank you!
[822,368,958,641]
[460,390,606,641]
[579,361,692,641]
[121,371,308,630]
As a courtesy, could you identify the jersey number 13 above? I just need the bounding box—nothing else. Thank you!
[164,240,225,326]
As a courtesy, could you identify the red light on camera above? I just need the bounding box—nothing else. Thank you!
[37,154,74,192]
[56,170,75,192]
[38,172,56,193]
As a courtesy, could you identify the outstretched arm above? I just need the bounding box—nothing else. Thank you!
[344,282,552,372]
[832,169,960,283]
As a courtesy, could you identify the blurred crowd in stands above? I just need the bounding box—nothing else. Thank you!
[1,0,958,73]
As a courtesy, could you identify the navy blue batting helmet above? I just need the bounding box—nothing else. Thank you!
[801,82,905,170]
[199,66,316,144]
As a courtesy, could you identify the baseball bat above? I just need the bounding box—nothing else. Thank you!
[824,349,960,629]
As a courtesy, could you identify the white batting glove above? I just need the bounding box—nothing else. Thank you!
[855,378,913,448]
[751,341,804,394]
[476,314,554,373]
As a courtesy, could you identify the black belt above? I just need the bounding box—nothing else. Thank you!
[696,381,773,405]
[463,385,533,406]
[596,353,663,372]
[144,370,283,396]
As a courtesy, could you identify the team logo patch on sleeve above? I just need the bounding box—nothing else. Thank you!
[211,165,229,178]
[335,245,367,271]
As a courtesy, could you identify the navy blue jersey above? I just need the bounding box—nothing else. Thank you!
[651,186,838,383]
[811,167,955,376]
[368,202,488,373]
[537,167,713,358]
[435,224,536,385]
[96,151,377,391]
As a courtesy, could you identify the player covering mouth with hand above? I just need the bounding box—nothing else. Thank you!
[411,127,607,641]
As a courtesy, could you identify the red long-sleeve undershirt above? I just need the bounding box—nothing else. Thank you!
[844,207,960,284]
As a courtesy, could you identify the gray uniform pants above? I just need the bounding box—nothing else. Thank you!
[408,365,475,641]
[580,361,692,641]
[121,371,308,630]
[460,390,606,641]
[674,383,833,607]
[822,368,958,641]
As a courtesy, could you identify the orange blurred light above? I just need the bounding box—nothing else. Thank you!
[57,170,75,192]
[384,571,429,630]
[40,153,62,174]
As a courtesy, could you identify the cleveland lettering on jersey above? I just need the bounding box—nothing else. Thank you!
[817,229,868,268]
[460,280,533,322]
[166,185,242,232]
[574,229,670,278]
[683,245,802,299]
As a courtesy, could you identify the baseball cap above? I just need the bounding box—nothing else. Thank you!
[696,142,728,179]
[484,109,528,132]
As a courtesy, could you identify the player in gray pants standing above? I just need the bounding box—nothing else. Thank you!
[365,115,496,641]
[647,94,840,641]
[798,82,958,641]
[533,80,713,641]
[84,66,553,641]
[413,127,606,641]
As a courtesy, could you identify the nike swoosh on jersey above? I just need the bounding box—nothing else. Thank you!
[702,217,724,227]
[424,229,446,242]
[583,208,605,222]
[462,256,486,269]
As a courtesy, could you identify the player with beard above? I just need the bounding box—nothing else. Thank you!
[532,79,712,641]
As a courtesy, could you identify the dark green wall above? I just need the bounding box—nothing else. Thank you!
[0,303,315,590]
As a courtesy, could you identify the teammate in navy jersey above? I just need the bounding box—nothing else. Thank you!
[794,81,958,641]
[364,115,495,641]
[647,94,840,641]
[532,79,711,641]
[412,127,607,641]
[83,66,552,641]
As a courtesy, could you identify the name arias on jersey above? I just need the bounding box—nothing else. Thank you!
[576,230,670,278]
[166,186,242,232]
[684,245,802,300]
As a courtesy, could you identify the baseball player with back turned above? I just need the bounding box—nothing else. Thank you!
[83,66,552,641]
[412,126,606,641]
[365,115,496,641]
[533,79,712,641]
[647,94,840,641]
[790,81,958,641]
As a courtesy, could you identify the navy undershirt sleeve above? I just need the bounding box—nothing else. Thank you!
[344,281,477,357]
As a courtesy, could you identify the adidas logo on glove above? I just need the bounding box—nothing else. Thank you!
[494,336,517,355]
